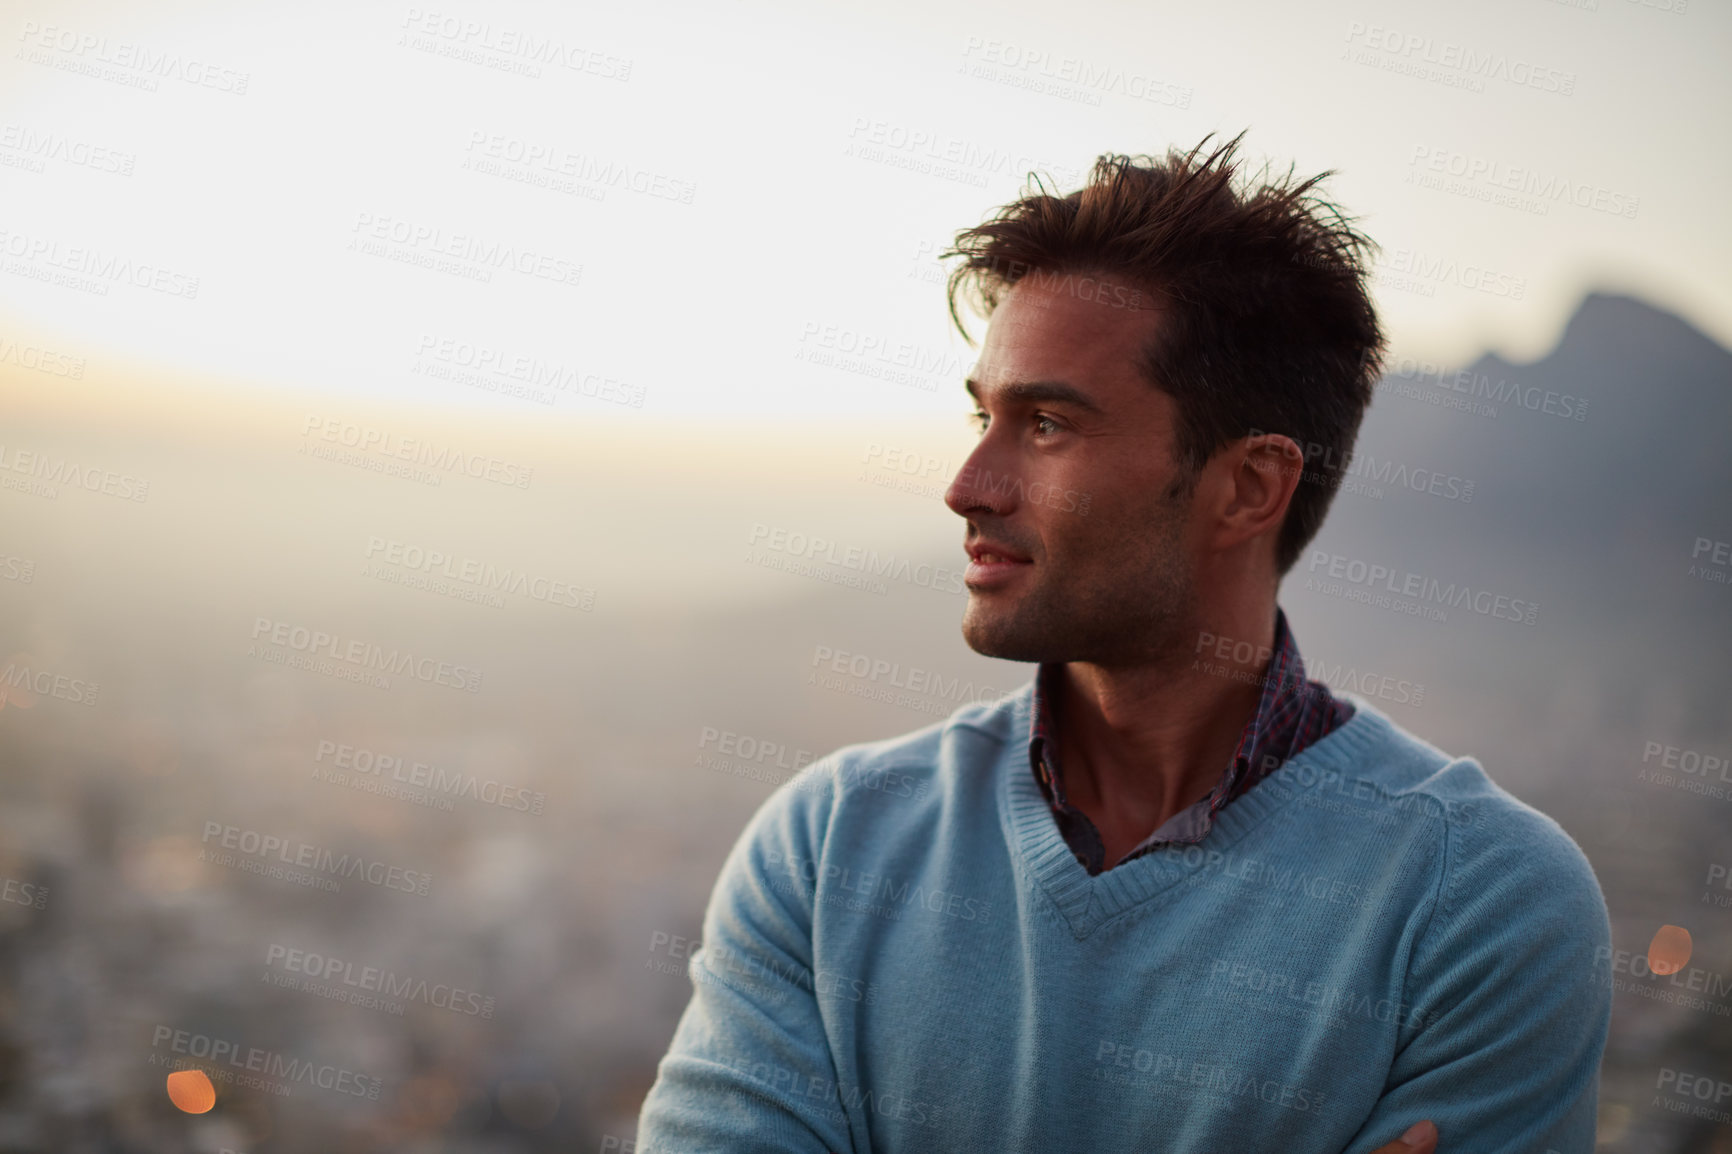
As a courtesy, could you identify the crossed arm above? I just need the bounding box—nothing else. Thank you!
[636,788,855,1153]
[637,787,1611,1153]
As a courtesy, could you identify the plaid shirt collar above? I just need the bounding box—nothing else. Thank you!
[1027,605,1344,870]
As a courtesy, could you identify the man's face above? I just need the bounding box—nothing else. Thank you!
[944,272,1202,667]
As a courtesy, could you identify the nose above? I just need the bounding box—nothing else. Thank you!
[943,439,1016,519]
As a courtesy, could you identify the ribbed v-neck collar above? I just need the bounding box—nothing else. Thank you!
[996,682,1397,938]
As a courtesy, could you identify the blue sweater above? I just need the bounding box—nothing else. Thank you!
[638,683,1612,1153]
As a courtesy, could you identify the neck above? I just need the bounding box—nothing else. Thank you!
[1052,602,1278,863]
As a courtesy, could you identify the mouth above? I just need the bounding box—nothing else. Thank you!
[966,540,1032,564]
[964,541,1034,588]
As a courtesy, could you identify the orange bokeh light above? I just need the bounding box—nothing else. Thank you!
[166,1069,216,1114]
[1647,924,1693,976]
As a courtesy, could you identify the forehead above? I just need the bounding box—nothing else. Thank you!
[971,272,1166,388]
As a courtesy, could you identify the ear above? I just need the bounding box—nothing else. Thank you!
[1208,433,1303,553]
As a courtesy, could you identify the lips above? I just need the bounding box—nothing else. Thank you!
[963,537,1033,591]
[966,541,1033,564]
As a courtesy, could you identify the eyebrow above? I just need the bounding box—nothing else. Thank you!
[964,378,1106,416]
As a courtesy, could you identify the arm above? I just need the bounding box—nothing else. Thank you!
[637,768,853,1154]
[1343,796,1613,1154]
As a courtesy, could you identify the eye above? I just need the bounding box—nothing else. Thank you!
[968,410,1064,436]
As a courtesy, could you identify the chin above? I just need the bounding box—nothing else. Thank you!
[959,605,1050,664]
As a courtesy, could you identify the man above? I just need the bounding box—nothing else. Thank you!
[638,135,1611,1153]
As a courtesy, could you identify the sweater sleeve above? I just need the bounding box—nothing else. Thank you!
[1342,783,1613,1154]
[636,765,853,1154]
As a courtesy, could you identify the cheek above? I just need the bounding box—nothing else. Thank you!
[1102,489,1194,562]
[1032,497,1105,567]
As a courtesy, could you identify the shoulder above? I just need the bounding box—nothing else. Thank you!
[1330,697,1609,948]
[732,681,1034,857]
[1426,758,1607,938]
